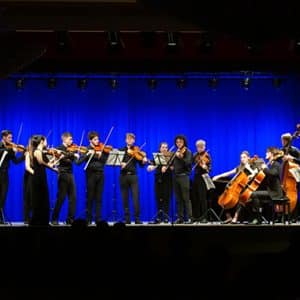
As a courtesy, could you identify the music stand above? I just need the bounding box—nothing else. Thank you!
[149,153,170,224]
[106,150,125,222]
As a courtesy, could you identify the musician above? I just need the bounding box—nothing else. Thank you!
[51,132,80,225]
[163,135,193,224]
[147,142,173,223]
[191,140,212,223]
[23,137,32,224]
[281,133,300,165]
[212,151,254,223]
[119,133,147,224]
[248,147,284,224]
[77,131,109,225]
[0,130,25,224]
[25,135,56,226]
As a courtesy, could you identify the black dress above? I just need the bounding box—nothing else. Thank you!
[29,151,50,226]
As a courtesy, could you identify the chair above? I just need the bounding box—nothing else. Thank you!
[271,197,291,224]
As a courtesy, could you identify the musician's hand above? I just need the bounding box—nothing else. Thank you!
[147,165,155,172]
[212,176,219,181]
[74,153,80,160]
[284,154,294,162]
[12,146,17,153]
[176,152,183,159]
[201,163,208,170]
[142,157,148,164]
[121,162,126,169]
[261,163,267,169]
[96,151,102,158]
[87,150,94,156]
[161,166,167,173]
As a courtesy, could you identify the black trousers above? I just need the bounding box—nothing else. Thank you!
[23,171,32,222]
[52,173,76,222]
[154,174,172,218]
[0,171,8,222]
[119,174,140,220]
[86,171,104,222]
[249,190,270,220]
[191,174,208,220]
[174,174,192,220]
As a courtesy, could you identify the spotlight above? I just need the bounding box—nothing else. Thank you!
[77,79,87,90]
[56,31,72,54]
[166,32,179,53]
[16,78,24,90]
[208,78,218,89]
[199,33,214,54]
[109,79,118,89]
[48,78,56,89]
[241,77,250,90]
[107,32,123,51]
[176,79,186,89]
[148,79,157,90]
[272,78,282,88]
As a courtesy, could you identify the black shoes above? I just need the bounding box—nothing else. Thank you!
[174,218,184,224]
[135,219,142,224]
[51,220,59,226]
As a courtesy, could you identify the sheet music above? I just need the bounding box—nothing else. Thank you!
[153,153,168,166]
[289,167,300,183]
[106,149,125,166]
[202,173,216,190]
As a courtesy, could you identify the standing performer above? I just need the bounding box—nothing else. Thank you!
[26,135,56,226]
[51,132,79,225]
[147,142,173,223]
[212,151,254,223]
[23,137,32,224]
[163,135,193,224]
[0,130,25,224]
[119,133,147,224]
[78,131,109,225]
[191,139,212,223]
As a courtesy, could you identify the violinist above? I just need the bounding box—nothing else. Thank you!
[163,135,193,224]
[77,131,109,225]
[212,151,254,223]
[0,130,25,224]
[26,135,56,225]
[147,142,173,223]
[51,132,80,225]
[191,140,212,223]
[119,133,147,224]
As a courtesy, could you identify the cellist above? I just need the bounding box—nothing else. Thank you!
[212,151,255,223]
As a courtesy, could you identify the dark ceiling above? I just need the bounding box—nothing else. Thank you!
[1,0,300,76]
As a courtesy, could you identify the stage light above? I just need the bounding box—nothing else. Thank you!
[176,79,186,89]
[110,79,118,89]
[199,33,214,54]
[272,78,282,88]
[56,31,72,54]
[166,32,179,53]
[16,78,24,90]
[148,79,157,90]
[48,78,56,89]
[77,79,87,90]
[107,32,123,51]
[241,77,250,90]
[208,78,218,89]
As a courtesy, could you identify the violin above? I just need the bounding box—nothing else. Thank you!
[67,143,88,154]
[5,142,26,152]
[195,151,210,167]
[43,148,64,159]
[127,146,147,161]
[92,143,113,153]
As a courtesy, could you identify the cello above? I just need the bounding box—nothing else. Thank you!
[281,124,300,213]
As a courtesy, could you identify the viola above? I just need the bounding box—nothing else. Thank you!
[67,143,88,154]
[5,142,26,152]
[92,143,113,153]
[127,146,147,161]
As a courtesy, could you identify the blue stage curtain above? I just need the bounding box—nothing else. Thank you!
[0,75,299,221]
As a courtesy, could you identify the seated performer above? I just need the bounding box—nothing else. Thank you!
[247,147,284,224]
[212,151,255,223]
[147,142,173,223]
[191,139,213,223]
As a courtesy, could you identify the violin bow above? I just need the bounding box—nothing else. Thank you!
[84,126,114,171]
[15,122,23,145]
[78,130,85,154]
[46,129,52,140]
[123,141,146,168]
